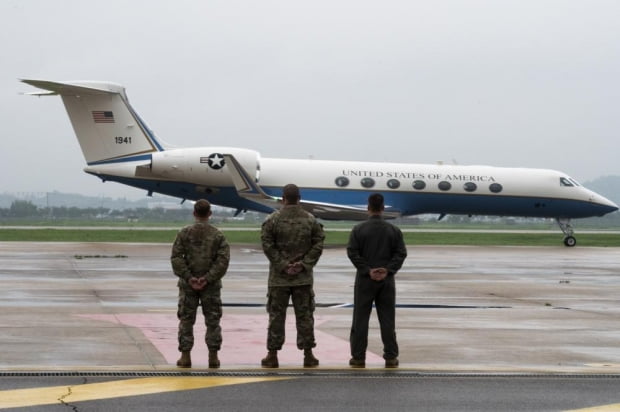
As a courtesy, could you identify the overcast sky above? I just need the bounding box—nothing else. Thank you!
[2,0,619,200]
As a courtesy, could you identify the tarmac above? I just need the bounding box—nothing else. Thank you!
[1,241,619,374]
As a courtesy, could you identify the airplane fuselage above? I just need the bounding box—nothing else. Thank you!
[84,146,616,220]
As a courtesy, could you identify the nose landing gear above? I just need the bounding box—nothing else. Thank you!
[556,218,576,247]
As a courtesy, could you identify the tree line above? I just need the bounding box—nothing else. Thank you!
[0,200,256,223]
[1,200,618,228]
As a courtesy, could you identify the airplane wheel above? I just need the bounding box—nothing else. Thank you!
[563,236,576,247]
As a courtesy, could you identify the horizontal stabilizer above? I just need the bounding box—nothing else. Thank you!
[20,79,125,97]
[22,90,57,97]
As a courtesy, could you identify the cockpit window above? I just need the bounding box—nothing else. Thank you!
[560,177,574,187]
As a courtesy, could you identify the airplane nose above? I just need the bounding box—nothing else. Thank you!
[590,192,619,215]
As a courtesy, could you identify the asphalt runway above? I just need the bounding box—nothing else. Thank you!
[1,242,619,411]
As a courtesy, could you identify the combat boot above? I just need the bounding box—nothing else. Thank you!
[349,357,365,368]
[176,351,191,368]
[208,350,220,368]
[385,357,399,368]
[261,350,279,368]
[303,349,319,367]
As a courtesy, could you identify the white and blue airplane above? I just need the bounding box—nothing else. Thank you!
[21,79,618,246]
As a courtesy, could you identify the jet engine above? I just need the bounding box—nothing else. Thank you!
[148,147,261,186]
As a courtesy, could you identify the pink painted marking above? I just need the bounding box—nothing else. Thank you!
[78,313,384,367]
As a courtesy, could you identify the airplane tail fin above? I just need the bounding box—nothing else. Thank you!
[21,79,165,165]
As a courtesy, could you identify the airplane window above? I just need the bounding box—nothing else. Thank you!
[463,182,477,192]
[360,177,375,188]
[560,177,574,187]
[387,179,400,189]
[438,181,451,191]
[489,183,503,193]
[569,178,581,186]
[412,180,426,190]
[335,176,350,187]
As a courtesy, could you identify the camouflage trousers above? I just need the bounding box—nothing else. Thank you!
[177,286,222,352]
[266,285,316,351]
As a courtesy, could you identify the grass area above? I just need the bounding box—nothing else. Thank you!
[402,232,620,247]
[0,229,180,243]
[1,228,619,247]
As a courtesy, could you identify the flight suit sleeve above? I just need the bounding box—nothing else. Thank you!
[346,227,370,276]
[386,227,407,275]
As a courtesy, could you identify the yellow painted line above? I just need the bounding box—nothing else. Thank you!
[565,404,620,412]
[0,376,288,409]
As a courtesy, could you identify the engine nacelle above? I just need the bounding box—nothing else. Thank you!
[149,147,261,186]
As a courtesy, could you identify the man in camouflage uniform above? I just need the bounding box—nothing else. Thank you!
[171,199,230,368]
[261,184,325,368]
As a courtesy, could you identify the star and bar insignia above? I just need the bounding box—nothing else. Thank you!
[200,153,225,169]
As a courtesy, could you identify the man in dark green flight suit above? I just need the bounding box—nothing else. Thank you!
[347,193,407,368]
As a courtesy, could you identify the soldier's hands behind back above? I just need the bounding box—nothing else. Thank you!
[285,261,304,276]
[369,267,388,281]
[189,276,207,290]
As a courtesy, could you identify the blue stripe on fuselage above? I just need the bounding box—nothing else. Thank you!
[89,173,275,214]
[261,187,615,219]
[84,174,615,219]
[87,154,153,166]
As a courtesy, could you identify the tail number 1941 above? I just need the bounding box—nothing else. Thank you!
[115,136,132,144]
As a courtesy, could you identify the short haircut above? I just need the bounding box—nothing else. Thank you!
[194,199,211,217]
[367,193,384,212]
[282,184,301,204]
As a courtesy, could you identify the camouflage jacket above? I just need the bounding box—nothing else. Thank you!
[171,221,230,289]
[261,204,325,287]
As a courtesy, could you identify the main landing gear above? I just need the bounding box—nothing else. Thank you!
[556,218,577,247]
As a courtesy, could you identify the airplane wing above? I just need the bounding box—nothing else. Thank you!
[299,200,402,220]
[222,154,280,206]
[223,154,401,220]
[299,200,375,220]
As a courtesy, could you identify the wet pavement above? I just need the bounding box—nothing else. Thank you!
[0,242,619,373]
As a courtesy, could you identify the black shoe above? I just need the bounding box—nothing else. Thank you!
[385,358,399,368]
[349,357,365,368]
